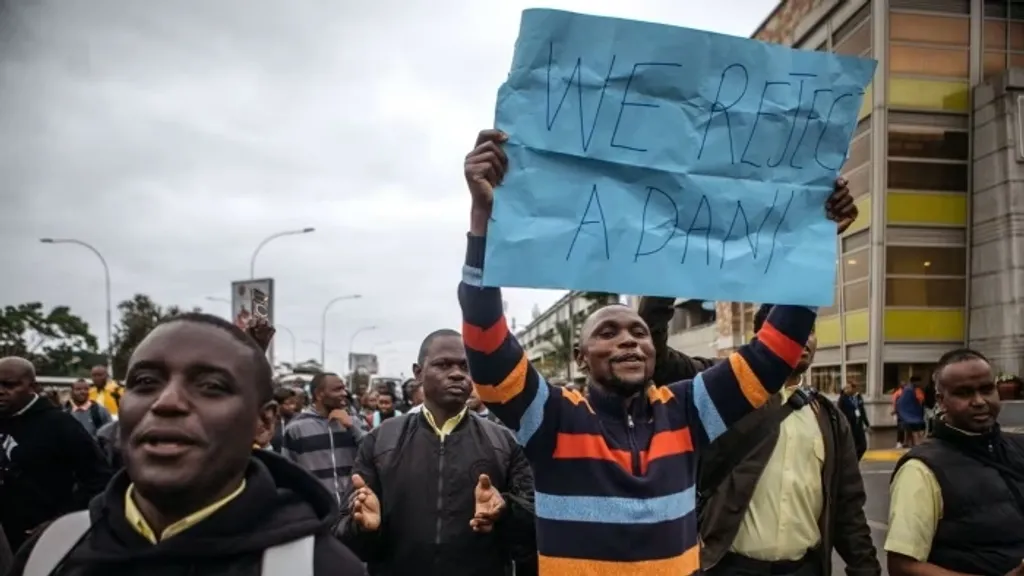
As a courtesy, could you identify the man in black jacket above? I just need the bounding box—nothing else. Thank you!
[0,356,111,554]
[886,348,1024,576]
[339,329,536,576]
[6,313,365,576]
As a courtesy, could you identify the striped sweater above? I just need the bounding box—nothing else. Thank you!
[459,234,816,576]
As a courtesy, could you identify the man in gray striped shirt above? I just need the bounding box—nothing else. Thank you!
[281,372,366,505]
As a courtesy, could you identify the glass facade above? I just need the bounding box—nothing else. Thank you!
[735,0,1022,399]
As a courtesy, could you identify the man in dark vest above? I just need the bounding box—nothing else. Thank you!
[886,348,1024,576]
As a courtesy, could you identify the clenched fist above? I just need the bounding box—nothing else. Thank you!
[464,130,508,236]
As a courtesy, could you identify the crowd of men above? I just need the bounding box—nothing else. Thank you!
[0,129,1022,576]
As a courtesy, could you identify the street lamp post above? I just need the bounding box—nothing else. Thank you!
[275,324,297,365]
[348,326,378,371]
[320,294,362,366]
[40,238,113,374]
[249,227,315,279]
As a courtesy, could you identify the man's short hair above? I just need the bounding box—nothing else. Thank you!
[376,387,396,402]
[934,348,989,389]
[417,329,461,364]
[309,372,342,399]
[157,312,273,404]
[273,386,297,404]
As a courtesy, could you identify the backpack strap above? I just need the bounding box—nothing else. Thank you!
[261,535,315,576]
[24,511,91,576]
[476,418,513,486]
[372,415,409,464]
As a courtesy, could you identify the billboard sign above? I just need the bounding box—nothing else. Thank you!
[348,352,378,375]
[231,278,275,364]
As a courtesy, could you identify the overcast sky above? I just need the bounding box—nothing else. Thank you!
[0,0,778,376]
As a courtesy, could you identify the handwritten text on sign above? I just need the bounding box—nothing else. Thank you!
[483,9,876,306]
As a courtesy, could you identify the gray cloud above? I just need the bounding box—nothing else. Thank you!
[1,0,777,374]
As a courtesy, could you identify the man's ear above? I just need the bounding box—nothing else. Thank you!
[412,363,422,379]
[254,401,277,442]
[573,345,586,371]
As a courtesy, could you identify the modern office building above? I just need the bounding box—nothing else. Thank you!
[713,0,1024,422]
[631,0,1024,425]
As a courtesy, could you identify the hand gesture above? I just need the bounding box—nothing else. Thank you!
[246,319,276,353]
[329,408,353,429]
[464,130,508,210]
[470,474,505,533]
[350,474,381,531]
[826,177,857,234]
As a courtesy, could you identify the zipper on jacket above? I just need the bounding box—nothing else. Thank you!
[626,414,642,475]
[435,437,446,545]
[327,419,341,506]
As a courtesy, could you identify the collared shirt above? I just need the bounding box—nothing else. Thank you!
[730,384,825,561]
[70,400,93,413]
[885,459,942,561]
[125,480,246,544]
[423,407,467,440]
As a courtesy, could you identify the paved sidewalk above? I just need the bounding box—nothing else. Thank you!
[862,426,1024,462]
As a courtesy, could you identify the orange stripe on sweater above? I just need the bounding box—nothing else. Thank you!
[553,428,693,475]
[462,317,508,355]
[475,354,527,404]
[758,321,804,368]
[728,353,770,407]
[537,544,700,576]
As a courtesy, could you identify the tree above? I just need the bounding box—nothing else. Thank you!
[544,320,575,382]
[0,302,100,376]
[110,294,200,379]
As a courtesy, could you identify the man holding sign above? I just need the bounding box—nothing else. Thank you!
[462,127,831,576]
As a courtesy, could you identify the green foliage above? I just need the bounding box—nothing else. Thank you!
[111,294,201,379]
[0,302,100,376]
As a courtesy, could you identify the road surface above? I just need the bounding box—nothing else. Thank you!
[831,459,896,574]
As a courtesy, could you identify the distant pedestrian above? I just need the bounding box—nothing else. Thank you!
[839,379,870,460]
[65,377,113,436]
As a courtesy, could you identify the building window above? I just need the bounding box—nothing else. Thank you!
[886,246,967,276]
[883,362,937,393]
[842,230,870,253]
[985,0,1024,20]
[846,162,872,198]
[888,160,968,191]
[843,248,870,282]
[885,277,966,307]
[844,280,870,311]
[846,131,871,171]
[811,363,867,395]
[983,18,1024,50]
[890,13,970,45]
[890,46,969,78]
[889,128,969,160]
[835,20,871,56]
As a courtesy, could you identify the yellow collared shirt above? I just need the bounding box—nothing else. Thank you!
[125,480,246,544]
[730,385,825,561]
[423,407,467,440]
[89,381,122,416]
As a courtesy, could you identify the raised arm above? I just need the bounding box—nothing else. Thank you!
[670,304,817,449]
[637,295,718,385]
[460,129,562,458]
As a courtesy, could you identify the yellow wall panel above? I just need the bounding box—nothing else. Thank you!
[845,310,870,343]
[816,315,841,347]
[884,309,964,342]
[844,195,872,236]
[886,191,967,226]
[858,82,873,121]
[889,78,969,112]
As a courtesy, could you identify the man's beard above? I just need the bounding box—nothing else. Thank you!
[597,372,647,397]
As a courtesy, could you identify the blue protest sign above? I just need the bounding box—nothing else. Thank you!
[484,9,876,306]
